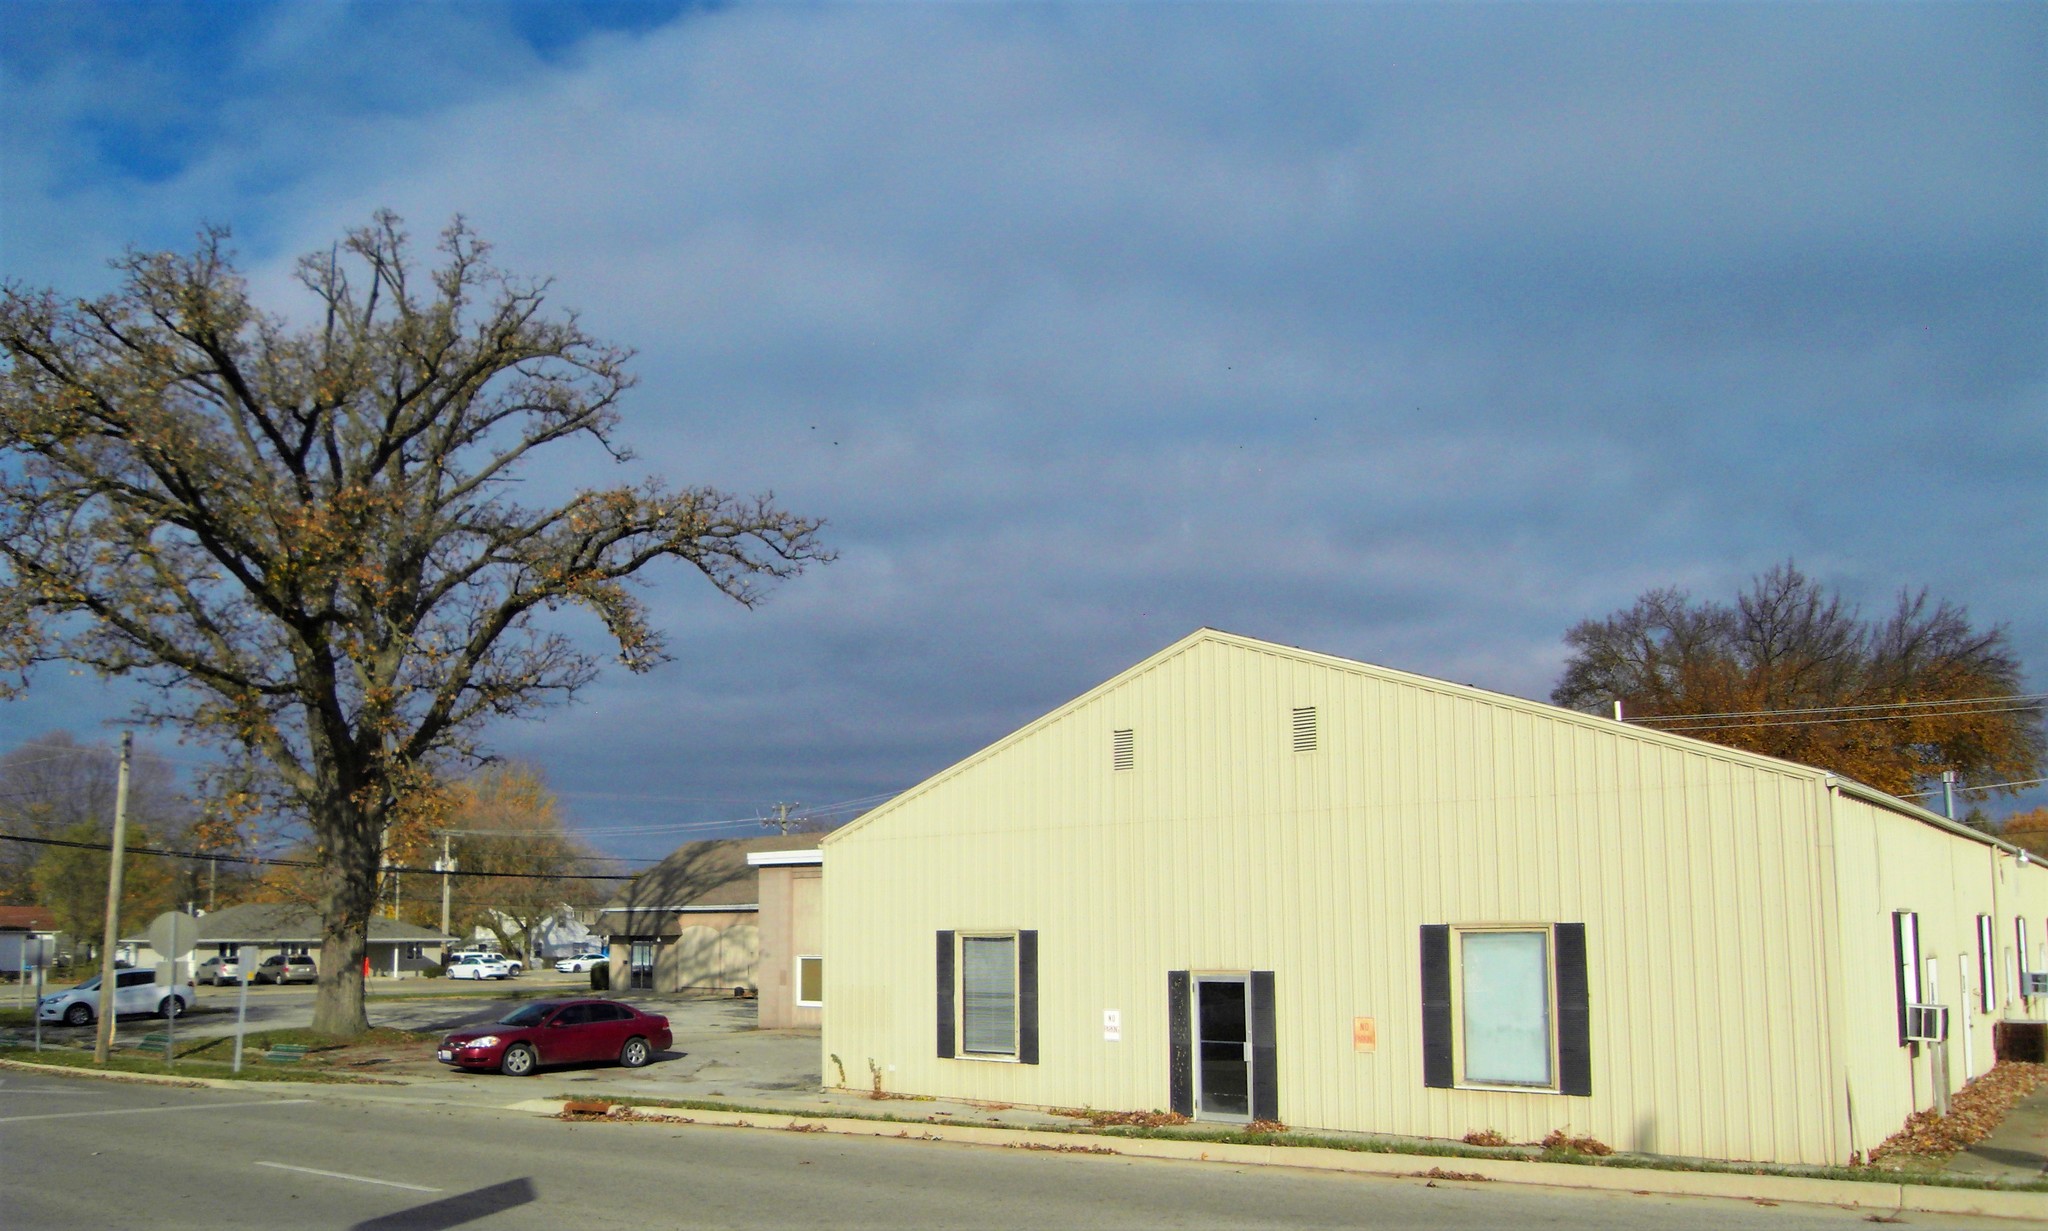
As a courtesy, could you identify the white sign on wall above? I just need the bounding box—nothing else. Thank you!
[1103,1009,1121,1042]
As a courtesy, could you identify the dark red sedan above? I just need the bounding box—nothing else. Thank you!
[436,998,672,1076]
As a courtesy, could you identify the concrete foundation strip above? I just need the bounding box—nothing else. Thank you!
[508,1099,2048,1223]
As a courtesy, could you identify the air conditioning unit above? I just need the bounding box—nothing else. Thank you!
[2023,972,2048,997]
[1904,1003,1949,1042]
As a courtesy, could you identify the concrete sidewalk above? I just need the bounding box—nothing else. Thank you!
[1948,1085,2048,1183]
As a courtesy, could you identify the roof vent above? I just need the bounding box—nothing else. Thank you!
[1112,728,1134,772]
[1291,706,1317,753]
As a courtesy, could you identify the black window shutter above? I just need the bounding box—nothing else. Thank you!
[1554,923,1591,1097]
[1891,912,1908,1048]
[1250,970,1279,1123]
[1420,925,1453,1089]
[1018,930,1040,1065]
[936,930,956,1059]
[1167,970,1192,1116]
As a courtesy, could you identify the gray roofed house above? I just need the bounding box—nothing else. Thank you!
[601,835,821,993]
[123,903,451,978]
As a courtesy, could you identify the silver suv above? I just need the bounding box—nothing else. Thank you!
[253,954,318,984]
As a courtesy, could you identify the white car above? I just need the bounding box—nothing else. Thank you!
[447,953,514,980]
[38,969,198,1026]
[553,952,607,973]
[449,949,522,976]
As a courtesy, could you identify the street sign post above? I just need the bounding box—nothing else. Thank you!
[145,910,199,1066]
[232,965,250,1073]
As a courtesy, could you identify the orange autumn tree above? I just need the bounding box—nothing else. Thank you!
[1553,563,2043,800]
[438,763,599,961]
[0,214,828,1036]
[2004,807,2048,860]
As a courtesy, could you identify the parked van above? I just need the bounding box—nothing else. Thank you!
[37,968,197,1026]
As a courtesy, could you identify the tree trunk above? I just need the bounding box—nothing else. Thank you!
[309,799,380,1037]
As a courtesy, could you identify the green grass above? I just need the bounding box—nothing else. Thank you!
[572,1094,2048,1196]
[0,1007,38,1028]
[0,1024,437,1085]
[0,1044,367,1083]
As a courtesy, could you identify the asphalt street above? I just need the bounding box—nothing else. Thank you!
[0,1068,2021,1231]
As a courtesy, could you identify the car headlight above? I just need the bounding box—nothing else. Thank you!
[466,1035,500,1049]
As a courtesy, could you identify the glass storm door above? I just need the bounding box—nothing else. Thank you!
[1195,975,1252,1122]
[629,942,656,990]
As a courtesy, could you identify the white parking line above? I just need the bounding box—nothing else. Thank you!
[0,1098,312,1124]
[255,1161,441,1192]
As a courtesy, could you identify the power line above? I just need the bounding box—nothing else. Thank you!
[1630,692,2048,725]
[1899,776,2048,801]
[0,831,645,881]
[1645,703,2044,734]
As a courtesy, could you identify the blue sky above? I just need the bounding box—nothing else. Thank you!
[3,1,2044,859]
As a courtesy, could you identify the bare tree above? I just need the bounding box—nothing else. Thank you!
[1554,562,2043,798]
[0,215,829,1034]
[0,731,192,904]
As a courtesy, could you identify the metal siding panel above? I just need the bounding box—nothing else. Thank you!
[823,632,1992,1165]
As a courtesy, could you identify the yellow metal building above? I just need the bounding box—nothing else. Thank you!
[820,629,2048,1166]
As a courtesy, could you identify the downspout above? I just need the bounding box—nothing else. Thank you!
[1815,773,1857,1163]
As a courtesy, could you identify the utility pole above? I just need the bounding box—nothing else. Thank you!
[93,733,132,1065]
[434,832,456,941]
[765,802,802,836]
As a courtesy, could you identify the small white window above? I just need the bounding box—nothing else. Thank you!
[1978,915,1996,1013]
[1457,929,1553,1088]
[1111,729,1134,772]
[960,935,1019,1057]
[795,955,823,1007]
[2019,919,2033,998]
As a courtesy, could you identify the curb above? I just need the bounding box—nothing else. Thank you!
[509,1099,2048,1222]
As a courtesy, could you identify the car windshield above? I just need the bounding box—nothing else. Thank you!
[72,976,100,991]
[498,1003,554,1027]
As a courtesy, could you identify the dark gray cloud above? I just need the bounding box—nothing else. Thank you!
[5,3,2042,855]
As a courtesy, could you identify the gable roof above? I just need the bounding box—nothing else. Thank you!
[0,905,58,931]
[601,834,821,931]
[120,902,449,945]
[823,626,2024,856]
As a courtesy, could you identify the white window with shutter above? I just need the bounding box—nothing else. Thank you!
[1978,915,1996,1013]
[1893,911,1921,1047]
[2019,919,2033,1000]
[960,935,1019,1057]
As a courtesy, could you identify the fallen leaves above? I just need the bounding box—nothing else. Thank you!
[1052,1107,1191,1128]
[1539,1128,1614,1156]
[1868,1061,2048,1163]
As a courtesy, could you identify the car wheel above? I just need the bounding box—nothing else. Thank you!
[499,1044,537,1077]
[63,1002,92,1027]
[159,996,185,1019]
[619,1036,651,1068]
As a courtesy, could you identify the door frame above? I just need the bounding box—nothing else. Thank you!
[628,940,657,991]
[1193,972,1253,1124]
